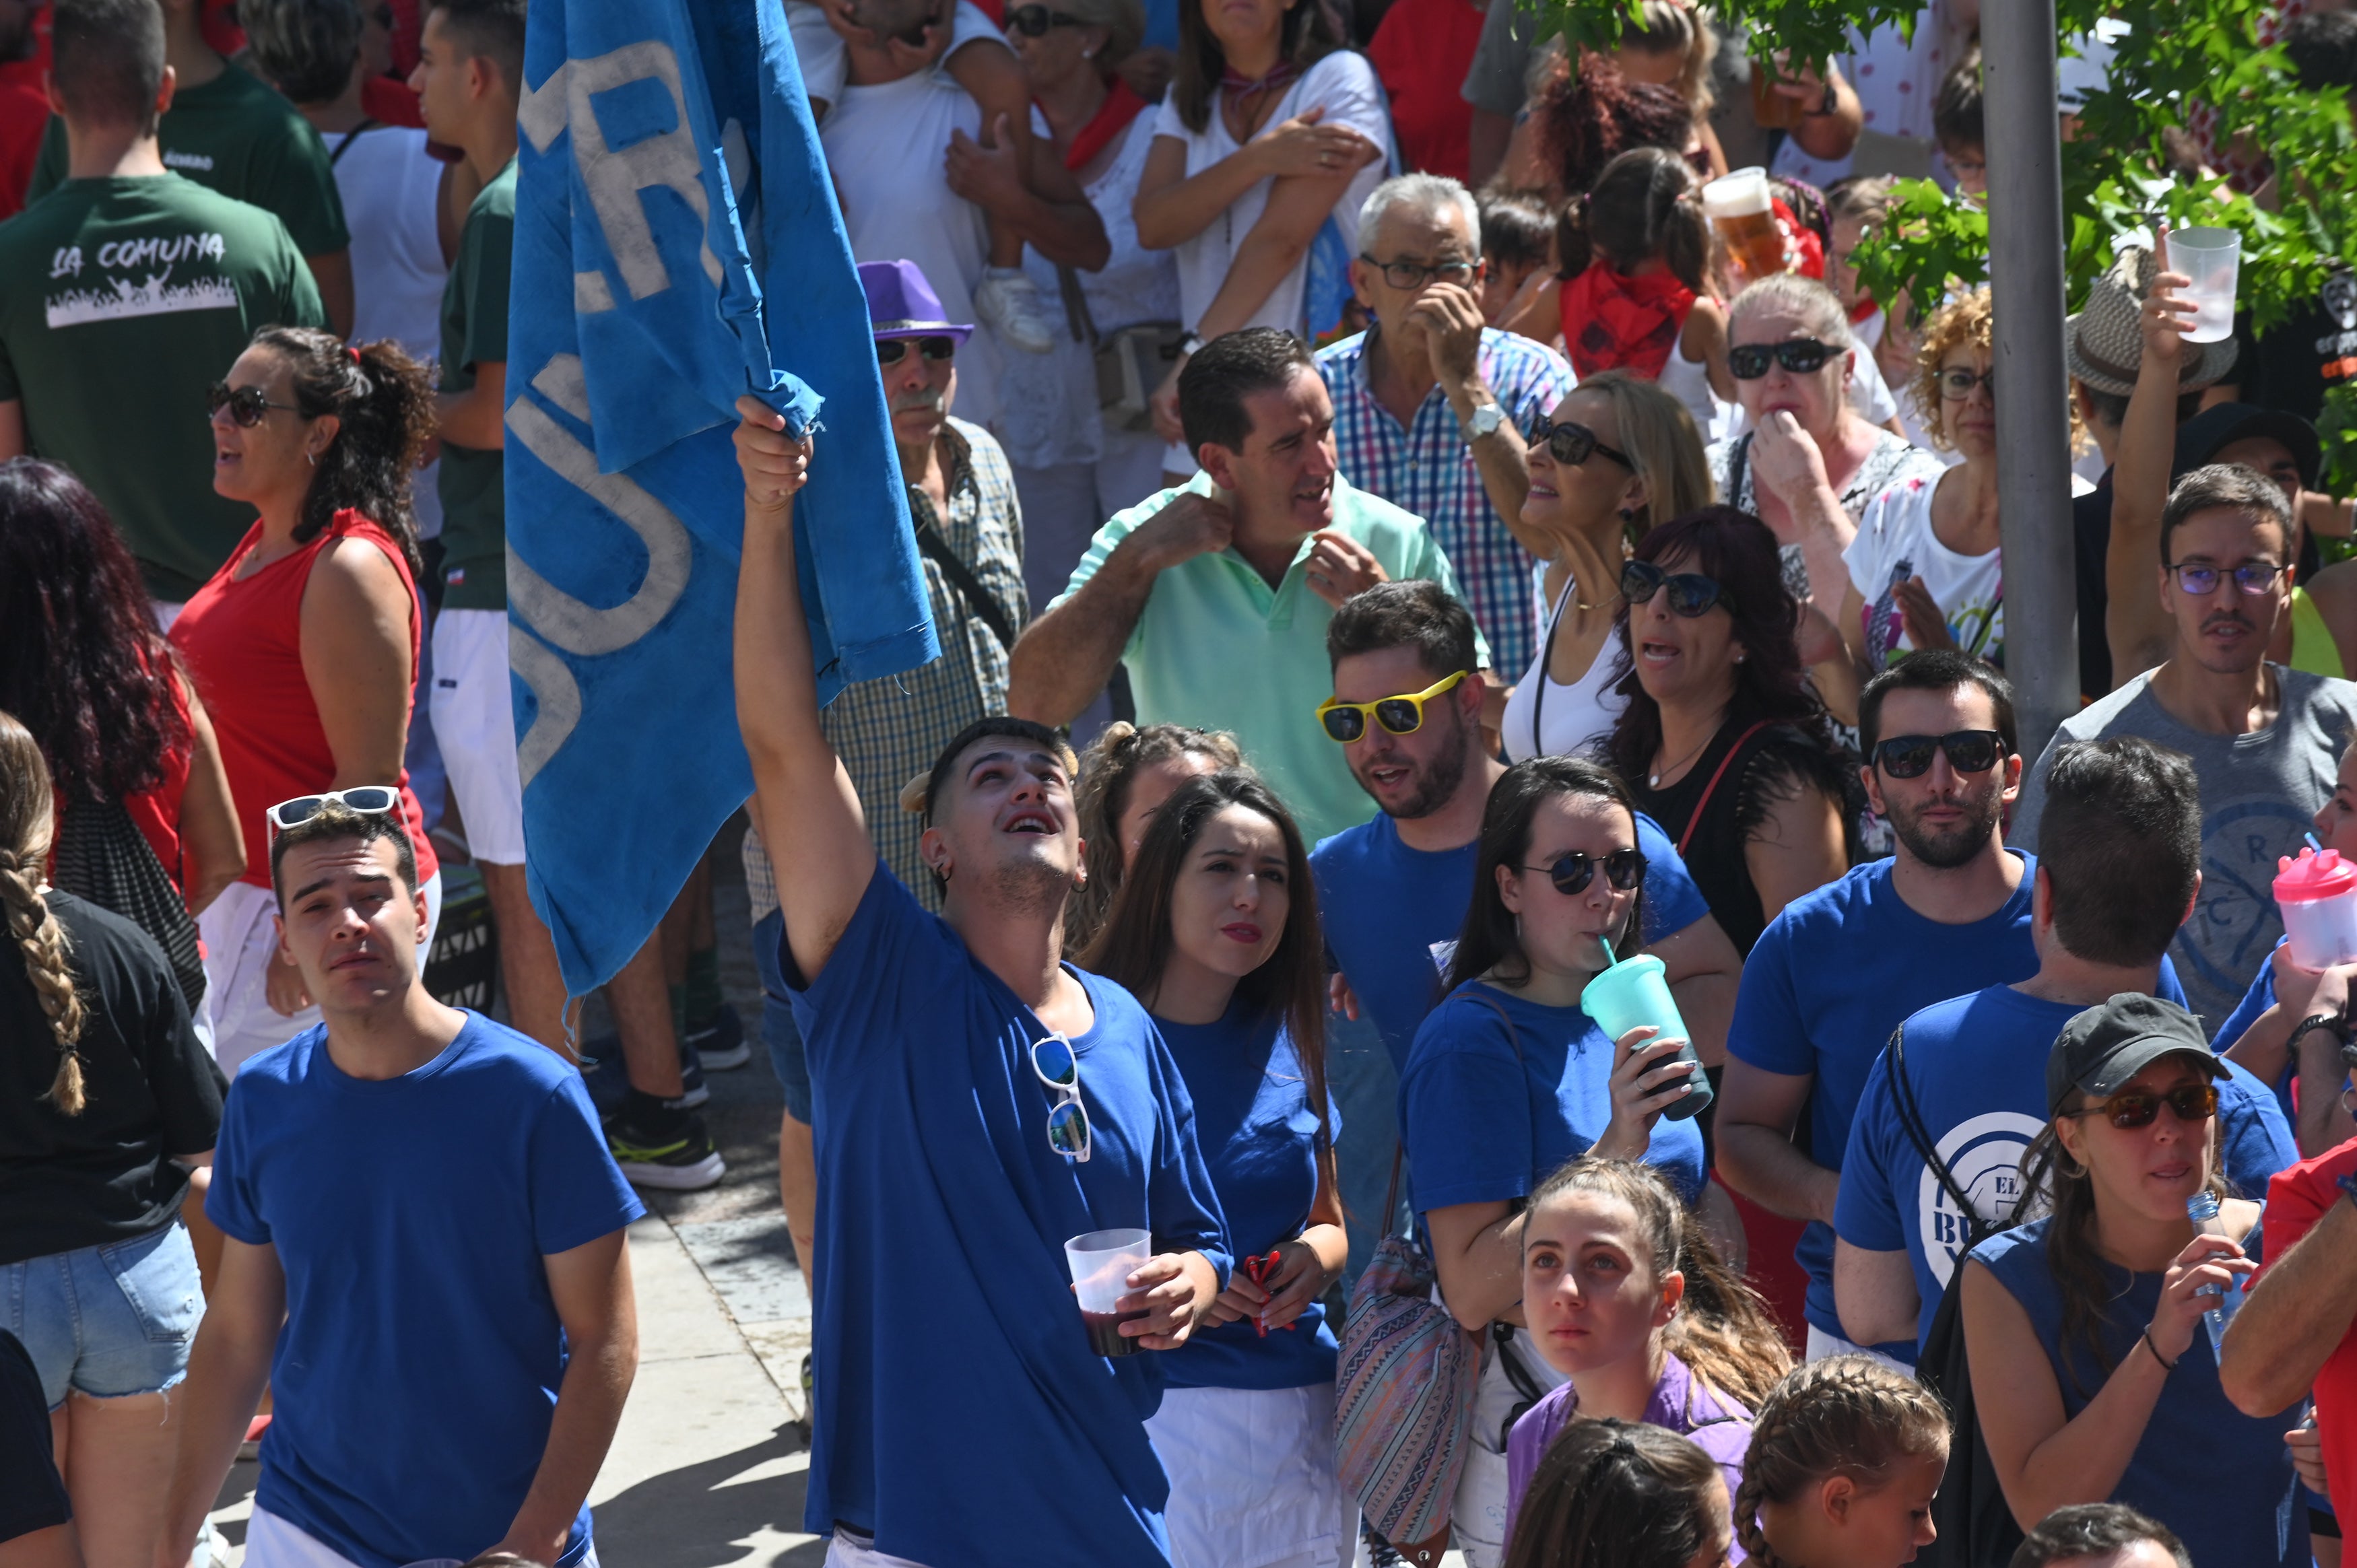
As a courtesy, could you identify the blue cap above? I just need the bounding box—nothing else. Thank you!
[858,259,974,343]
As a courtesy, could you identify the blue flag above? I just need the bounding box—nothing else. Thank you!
[507,0,936,994]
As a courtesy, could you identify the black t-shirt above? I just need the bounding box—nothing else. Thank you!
[2075,468,2117,702]
[0,1331,69,1543]
[0,891,222,1264]
[2228,270,2357,423]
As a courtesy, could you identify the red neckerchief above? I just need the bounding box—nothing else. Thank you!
[1560,265,1697,380]
[1063,79,1145,172]
[1773,197,1826,280]
[1849,296,1881,325]
[1220,58,1300,127]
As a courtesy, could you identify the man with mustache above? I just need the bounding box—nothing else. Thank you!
[2013,464,2357,1025]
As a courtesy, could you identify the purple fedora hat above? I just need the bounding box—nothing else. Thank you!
[858,259,974,343]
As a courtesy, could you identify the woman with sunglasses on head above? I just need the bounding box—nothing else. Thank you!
[168,327,440,1077]
[1962,993,2307,1567]
[1607,507,1854,957]
[1080,768,1350,1568]
[1400,755,1706,1568]
[1503,370,1715,763]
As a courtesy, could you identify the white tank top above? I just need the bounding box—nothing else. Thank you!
[1501,569,1629,762]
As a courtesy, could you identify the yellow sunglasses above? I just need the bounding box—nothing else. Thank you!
[1317,671,1470,743]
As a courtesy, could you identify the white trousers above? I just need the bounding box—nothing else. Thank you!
[1146,1382,1354,1568]
[198,873,443,1076]
[1451,1327,1570,1568]
[243,1507,601,1568]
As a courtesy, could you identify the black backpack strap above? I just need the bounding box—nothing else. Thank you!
[914,518,1018,653]
[329,118,383,166]
[1887,1023,1997,1252]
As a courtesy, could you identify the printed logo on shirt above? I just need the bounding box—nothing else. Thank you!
[1915,1110,2045,1288]
[447,567,467,586]
[162,150,216,172]
[42,231,236,327]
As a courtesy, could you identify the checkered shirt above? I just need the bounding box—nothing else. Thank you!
[1317,325,1575,677]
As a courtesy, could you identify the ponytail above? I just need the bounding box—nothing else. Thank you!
[0,711,86,1116]
[1568,147,1713,292]
[1733,1356,1952,1568]
[250,325,434,581]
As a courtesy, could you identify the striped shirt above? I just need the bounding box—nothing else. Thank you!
[1317,325,1576,677]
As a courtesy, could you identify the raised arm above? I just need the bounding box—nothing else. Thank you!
[2106,244,2196,684]
[731,397,875,984]
[2221,1191,2357,1416]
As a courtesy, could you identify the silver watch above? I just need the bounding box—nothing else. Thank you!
[1459,402,1504,443]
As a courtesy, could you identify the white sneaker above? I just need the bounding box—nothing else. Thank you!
[974,267,1058,353]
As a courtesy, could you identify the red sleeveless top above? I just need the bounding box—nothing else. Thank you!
[169,509,439,893]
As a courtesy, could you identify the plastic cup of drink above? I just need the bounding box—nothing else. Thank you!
[1065,1227,1153,1358]
[1702,166,1787,283]
[2274,846,2357,971]
[2168,228,2241,343]
[1580,953,1713,1122]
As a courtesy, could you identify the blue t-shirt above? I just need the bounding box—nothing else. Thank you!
[1313,810,1712,1075]
[1835,983,2297,1350]
[206,1014,644,1568]
[1400,980,1708,1216]
[788,867,1230,1568]
[1970,1215,2303,1567]
[1154,1006,1341,1392]
[1728,851,2189,1344]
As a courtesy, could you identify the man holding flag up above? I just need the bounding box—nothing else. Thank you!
[731,399,1232,1567]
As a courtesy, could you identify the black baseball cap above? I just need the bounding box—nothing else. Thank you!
[2047,993,2224,1116]
[2172,402,2321,491]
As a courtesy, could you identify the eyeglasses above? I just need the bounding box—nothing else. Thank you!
[1030,1033,1091,1162]
[206,382,302,427]
[1520,848,1647,897]
[1937,366,1995,401]
[2167,559,2288,597]
[1621,560,1731,617]
[265,786,401,841]
[1316,670,1470,743]
[1358,254,1480,290]
[1870,729,2007,779]
[1005,5,1086,33]
[877,336,957,366]
[1536,419,1633,470]
[2064,1081,2219,1130]
[1727,338,1835,380]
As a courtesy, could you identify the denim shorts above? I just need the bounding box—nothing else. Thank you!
[5,1222,203,1408]
[754,909,813,1124]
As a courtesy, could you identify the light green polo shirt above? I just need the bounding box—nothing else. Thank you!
[1053,473,1489,847]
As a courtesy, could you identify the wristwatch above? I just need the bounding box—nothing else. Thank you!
[1459,401,1505,444]
[1805,78,1839,116]
[2288,1013,2351,1052]
[1177,332,1206,357]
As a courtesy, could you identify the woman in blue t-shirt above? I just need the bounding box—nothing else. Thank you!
[1962,1001,2305,1567]
[1079,767,1351,1568]
[1400,755,1708,1568]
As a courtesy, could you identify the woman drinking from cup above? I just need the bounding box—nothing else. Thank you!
[1080,768,1350,1568]
[1400,755,1706,1568]
[1502,371,1715,763]
[1605,508,1853,955]
[1962,994,2306,1567]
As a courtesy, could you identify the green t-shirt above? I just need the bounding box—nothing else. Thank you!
[435,157,514,611]
[30,65,350,257]
[0,174,327,599]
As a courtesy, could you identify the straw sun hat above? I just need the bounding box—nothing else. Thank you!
[2064,242,2239,398]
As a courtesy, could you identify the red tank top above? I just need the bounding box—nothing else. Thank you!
[169,509,439,893]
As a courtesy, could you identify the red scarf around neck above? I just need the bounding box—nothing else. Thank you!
[1560,265,1698,380]
[1063,79,1146,171]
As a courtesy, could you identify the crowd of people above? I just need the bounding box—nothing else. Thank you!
[2,0,2357,1567]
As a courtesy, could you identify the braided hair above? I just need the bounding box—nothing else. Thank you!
[248,327,433,581]
[1504,1417,1729,1568]
[1733,1355,1952,1568]
[0,710,87,1115]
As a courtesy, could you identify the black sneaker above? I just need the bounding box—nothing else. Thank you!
[605,1101,725,1190]
[688,1001,751,1070]
[580,1032,709,1112]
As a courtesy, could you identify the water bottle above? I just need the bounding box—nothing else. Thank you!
[2185,1190,2245,1357]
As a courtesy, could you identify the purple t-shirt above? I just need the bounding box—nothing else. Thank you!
[1503,1350,1755,1559]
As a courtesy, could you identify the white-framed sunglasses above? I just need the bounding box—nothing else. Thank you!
[1030,1032,1090,1163]
[265,786,401,843]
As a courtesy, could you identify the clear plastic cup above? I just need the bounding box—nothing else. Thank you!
[2168,228,2242,343]
[2275,847,2357,971]
[1702,167,1786,283]
[1579,953,1713,1122]
[1065,1227,1152,1358]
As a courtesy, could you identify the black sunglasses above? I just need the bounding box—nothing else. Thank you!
[206,381,301,427]
[877,335,956,366]
[1870,729,2006,779]
[2065,1081,2218,1130]
[1521,848,1647,897]
[1006,5,1086,32]
[1728,338,1836,380]
[1621,560,1729,617]
[1537,419,1632,469]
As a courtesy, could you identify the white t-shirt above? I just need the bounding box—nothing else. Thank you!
[1844,470,2003,666]
[822,61,1004,430]
[1501,569,1628,762]
[328,123,447,536]
[787,0,1002,111]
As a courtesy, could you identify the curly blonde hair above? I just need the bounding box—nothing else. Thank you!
[1908,286,2084,452]
[0,710,86,1115]
[1733,1356,1952,1568]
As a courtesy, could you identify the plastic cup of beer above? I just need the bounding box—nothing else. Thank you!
[1066,1227,1153,1358]
[1703,167,1787,283]
[2168,228,2241,343]
[1750,61,1803,130]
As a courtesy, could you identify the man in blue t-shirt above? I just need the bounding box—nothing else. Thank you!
[1306,580,1742,1265]
[1835,738,2298,1352]
[1721,650,2189,1365]
[158,800,644,1568]
[731,403,1230,1568]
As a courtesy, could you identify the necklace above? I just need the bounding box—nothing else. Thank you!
[1648,726,1717,789]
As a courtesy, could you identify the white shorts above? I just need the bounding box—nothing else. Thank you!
[824,1531,933,1568]
[1804,1322,1913,1372]
[198,873,444,1077]
[1452,1324,1569,1568]
[244,1507,599,1568]
[1147,1382,1354,1568]
[430,608,527,866]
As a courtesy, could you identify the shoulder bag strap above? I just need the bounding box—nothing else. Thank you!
[1055,263,1098,347]
[329,119,383,166]
[914,515,1019,653]
[1887,1023,1998,1252]
[1728,432,1754,510]
[1675,719,1774,858]
[1379,1138,1405,1240]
